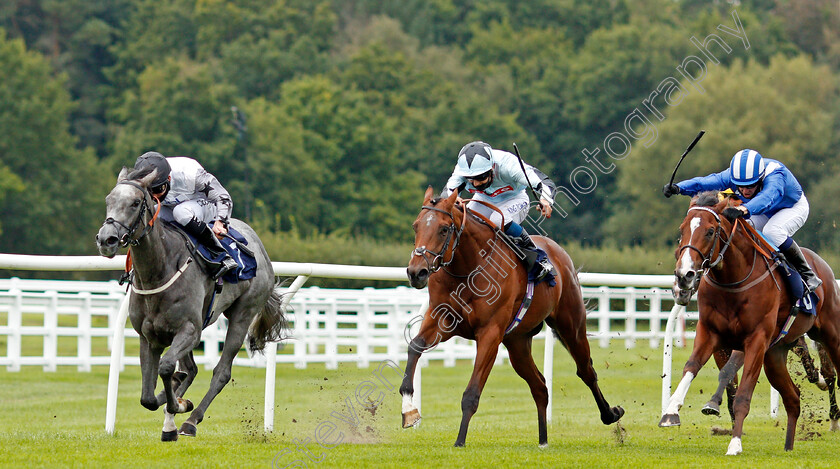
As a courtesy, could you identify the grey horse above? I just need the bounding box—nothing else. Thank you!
[96,166,288,441]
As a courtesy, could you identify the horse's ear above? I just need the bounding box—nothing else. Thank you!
[445,187,458,206]
[423,186,434,204]
[138,168,158,188]
[117,167,130,183]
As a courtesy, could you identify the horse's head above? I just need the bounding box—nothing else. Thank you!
[95,167,159,258]
[672,191,735,305]
[406,186,463,289]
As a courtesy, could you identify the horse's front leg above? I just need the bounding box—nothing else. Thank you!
[660,322,718,427]
[139,336,163,411]
[159,324,199,441]
[725,337,768,455]
[399,319,454,428]
[454,328,502,447]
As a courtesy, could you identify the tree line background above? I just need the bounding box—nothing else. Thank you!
[1,0,839,280]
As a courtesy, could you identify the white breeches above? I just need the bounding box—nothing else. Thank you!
[749,195,809,247]
[467,191,530,227]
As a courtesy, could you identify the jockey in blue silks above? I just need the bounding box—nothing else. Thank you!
[442,141,557,280]
[663,149,822,292]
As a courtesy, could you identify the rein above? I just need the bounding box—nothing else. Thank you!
[680,207,780,293]
[411,199,509,279]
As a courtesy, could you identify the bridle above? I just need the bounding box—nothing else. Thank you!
[677,206,735,278]
[411,203,466,274]
[100,180,161,247]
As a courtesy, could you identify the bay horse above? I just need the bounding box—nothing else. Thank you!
[660,191,840,454]
[96,166,288,441]
[402,187,624,447]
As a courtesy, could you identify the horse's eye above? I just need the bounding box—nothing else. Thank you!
[705,228,715,238]
[132,199,141,207]
[439,226,450,236]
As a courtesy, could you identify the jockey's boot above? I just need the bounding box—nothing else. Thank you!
[504,222,555,281]
[184,218,238,280]
[781,238,822,293]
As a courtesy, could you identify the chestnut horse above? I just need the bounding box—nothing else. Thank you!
[660,191,840,454]
[402,187,624,447]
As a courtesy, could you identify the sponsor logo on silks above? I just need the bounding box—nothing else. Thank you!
[468,185,514,197]
[507,201,528,214]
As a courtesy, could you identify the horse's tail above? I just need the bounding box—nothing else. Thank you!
[248,280,291,354]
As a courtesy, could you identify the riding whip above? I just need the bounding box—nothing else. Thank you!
[512,143,544,206]
[668,130,705,187]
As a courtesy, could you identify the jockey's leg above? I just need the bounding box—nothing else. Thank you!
[764,196,821,293]
[503,222,554,280]
[182,217,237,280]
[779,237,822,292]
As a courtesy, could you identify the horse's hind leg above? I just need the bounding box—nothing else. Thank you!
[550,315,624,425]
[792,337,822,386]
[763,346,800,452]
[503,335,548,446]
[703,350,742,421]
[179,307,250,437]
[816,342,840,429]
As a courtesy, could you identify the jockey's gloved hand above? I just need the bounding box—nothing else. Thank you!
[722,207,743,222]
[662,183,681,198]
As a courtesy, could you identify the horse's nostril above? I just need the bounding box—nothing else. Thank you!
[685,271,695,280]
[418,269,429,280]
[105,236,118,247]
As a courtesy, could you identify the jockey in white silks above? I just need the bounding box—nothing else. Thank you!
[134,152,238,280]
[441,141,557,280]
[663,149,821,293]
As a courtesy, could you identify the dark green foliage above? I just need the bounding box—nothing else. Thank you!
[2,0,840,270]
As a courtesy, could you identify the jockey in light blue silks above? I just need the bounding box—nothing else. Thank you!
[442,141,557,280]
[134,152,238,280]
[663,149,822,293]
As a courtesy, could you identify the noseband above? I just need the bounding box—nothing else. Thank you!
[677,206,735,277]
[101,181,160,247]
[412,204,466,274]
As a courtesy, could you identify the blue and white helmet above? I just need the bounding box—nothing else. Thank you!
[455,141,494,178]
[729,149,765,186]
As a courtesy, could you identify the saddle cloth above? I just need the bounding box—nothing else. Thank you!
[158,210,257,283]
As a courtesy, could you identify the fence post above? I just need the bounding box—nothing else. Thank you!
[7,287,21,372]
[105,291,131,435]
[661,304,685,415]
[79,292,92,372]
[265,275,309,433]
[649,289,662,349]
[543,326,555,423]
[625,287,636,349]
[44,291,58,372]
[598,287,610,348]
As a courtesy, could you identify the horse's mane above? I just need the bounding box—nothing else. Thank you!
[692,191,720,208]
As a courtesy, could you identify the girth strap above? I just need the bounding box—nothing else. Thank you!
[505,281,535,335]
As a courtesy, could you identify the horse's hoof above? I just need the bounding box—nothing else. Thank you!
[701,403,721,416]
[176,398,194,413]
[538,442,548,449]
[603,406,625,424]
[830,419,839,432]
[659,413,681,427]
[161,430,178,442]
[179,422,197,437]
[816,377,829,391]
[402,409,421,428]
[453,441,465,448]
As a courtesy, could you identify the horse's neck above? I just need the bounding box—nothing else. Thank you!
[451,216,519,278]
[712,230,758,283]
[130,223,179,285]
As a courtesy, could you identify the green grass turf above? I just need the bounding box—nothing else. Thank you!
[1,341,838,468]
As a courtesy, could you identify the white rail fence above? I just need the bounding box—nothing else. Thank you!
[0,254,694,433]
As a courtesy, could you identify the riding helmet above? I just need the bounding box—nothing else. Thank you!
[455,141,494,178]
[134,151,171,187]
[729,149,765,186]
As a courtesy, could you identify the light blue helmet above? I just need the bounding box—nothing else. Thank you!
[729,149,765,186]
[455,141,494,178]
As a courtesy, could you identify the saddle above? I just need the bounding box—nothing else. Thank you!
[167,220,258,284]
